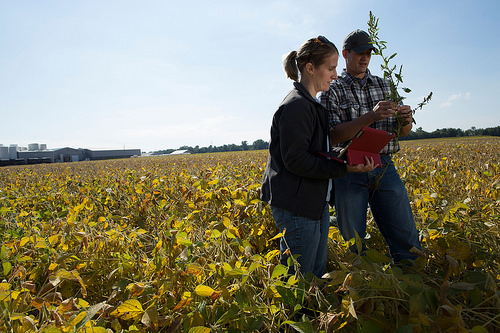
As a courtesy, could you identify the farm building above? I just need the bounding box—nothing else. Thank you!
[17,147,91,163]
[90,149,141,160]
[170,149,190,155]
[1,143,141,166]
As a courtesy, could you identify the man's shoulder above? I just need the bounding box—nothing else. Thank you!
[366,72,386,86]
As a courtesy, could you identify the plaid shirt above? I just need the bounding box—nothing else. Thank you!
[320,69,400,154]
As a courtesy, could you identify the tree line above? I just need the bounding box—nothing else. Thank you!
[401,126,500,141]
[152,139,269,155]
[152,126,499,155]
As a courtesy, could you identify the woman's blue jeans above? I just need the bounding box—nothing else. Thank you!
[334,155,422,262]
[271,204,330,277]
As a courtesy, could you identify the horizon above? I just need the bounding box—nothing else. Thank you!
[1,124,497,153]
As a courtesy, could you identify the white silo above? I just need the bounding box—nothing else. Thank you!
[0,146,8,160]
[28,143,40,151]
[40,144,47,150]
[9,145,18,159]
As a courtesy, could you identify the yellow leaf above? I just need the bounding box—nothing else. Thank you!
[8,313,27,320]
[153,240,162,254]
[265,250,281,261]
[428,229,440,240]
[268,232,283,242]
[76,262,87,269]
[234,199,246,206]
[76,298,90,307]
[222,216,230,228]
[48,234,60,245]
[229,226,240,238]
[188,327,211,333]
[82,327,108,333]
[20,237,30,247]
[68,311,87,328]
[35,240,47,248]
[110,299,144,320]
[195,285,215,297]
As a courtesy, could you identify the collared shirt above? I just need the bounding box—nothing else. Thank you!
[320,69,399,154]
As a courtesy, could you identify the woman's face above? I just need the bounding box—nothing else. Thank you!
[312,53,338,93]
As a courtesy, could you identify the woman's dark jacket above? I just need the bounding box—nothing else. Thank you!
[261,82,347,220]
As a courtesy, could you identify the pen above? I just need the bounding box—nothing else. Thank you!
[338,129,364,157]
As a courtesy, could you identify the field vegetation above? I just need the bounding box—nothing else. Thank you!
[0,137,499,332]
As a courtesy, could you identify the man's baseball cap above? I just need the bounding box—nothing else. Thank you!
[343,29,376,53]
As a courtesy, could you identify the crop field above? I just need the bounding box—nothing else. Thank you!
[0,137,499,332]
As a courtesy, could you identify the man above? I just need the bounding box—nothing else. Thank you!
[320,29,422,262]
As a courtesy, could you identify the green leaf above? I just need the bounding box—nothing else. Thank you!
[449,282,475,291]
[358,318,382,333]
[395,324,414,333]
[275,285,297,306]
[271,264,288,279]
[365,249,391,264]
[216,307,239,325]
[226,267,245,277]
[322,270,348,285]
[2,262,12,276]
[285,320,315,333]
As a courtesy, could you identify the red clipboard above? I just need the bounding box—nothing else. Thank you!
[342,127,395,166]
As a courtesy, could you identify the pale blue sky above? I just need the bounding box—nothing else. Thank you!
[1,0,498,152]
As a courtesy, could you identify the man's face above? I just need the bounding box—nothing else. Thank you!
[343,49,372,78]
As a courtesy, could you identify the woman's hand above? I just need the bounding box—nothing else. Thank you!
[346,156,378,173]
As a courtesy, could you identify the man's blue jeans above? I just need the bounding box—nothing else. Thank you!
[334,155,422,262]
[271,204,330,277]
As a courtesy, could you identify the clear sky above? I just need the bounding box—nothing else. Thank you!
[1,0,498,152]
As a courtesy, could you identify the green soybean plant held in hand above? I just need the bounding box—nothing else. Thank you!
[367,11,433,133]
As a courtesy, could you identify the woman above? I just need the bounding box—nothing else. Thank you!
[261,36,375,277]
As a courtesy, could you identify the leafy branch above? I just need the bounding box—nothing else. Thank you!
[367,11,433,127]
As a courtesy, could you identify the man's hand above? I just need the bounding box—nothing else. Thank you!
[346,156,378,173]
[395,105,413,126]
[372,101,397,121]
